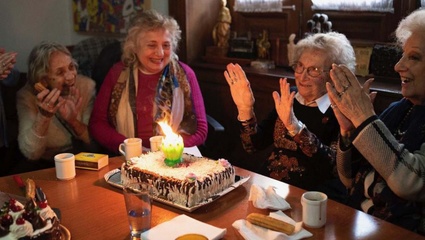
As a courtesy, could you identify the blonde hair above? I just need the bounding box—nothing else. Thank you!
[122,10,181,66]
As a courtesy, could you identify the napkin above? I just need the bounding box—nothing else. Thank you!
[141,214,226,240]
[249,184,291,210]
[232,211,313,240]
[184,146,203,157]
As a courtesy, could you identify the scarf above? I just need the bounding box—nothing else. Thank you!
[108,57,197,138]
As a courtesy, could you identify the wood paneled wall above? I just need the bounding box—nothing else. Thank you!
[170,0,420,66]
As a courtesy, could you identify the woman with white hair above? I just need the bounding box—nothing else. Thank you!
[327,8,425,234]
[224,32,356,200]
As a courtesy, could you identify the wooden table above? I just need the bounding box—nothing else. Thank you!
[1,156,424,240]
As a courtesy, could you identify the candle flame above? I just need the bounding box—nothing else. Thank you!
[158,121,178,139]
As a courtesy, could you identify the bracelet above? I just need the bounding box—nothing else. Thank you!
[288,121,305,137]
[237,116,255,123]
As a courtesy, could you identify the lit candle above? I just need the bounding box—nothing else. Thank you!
[158,122,184,167]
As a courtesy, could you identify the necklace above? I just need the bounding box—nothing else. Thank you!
[394,106,414,140]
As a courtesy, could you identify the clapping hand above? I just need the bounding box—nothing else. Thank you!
[272,78,299,130]
[58,86,83,123]
[224,63,255,119]
[36,88,65,118]
[326,64,376,134]
[0,48,17,80]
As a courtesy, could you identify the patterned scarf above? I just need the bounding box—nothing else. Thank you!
[108,57,197,138]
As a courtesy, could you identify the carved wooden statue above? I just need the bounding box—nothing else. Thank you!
[256,30,271,59]
[212,0,232,48]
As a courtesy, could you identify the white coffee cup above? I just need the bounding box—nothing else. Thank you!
[149,136,163,152]
[54,153,76,180]
[119,138,142,161]
[301,191,327,228]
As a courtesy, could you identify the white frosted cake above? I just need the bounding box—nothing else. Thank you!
[121,152,236,207]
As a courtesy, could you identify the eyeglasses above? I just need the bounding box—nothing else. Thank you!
[291,62,328,78]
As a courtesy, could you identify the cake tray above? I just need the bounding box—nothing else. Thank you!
[104,168,250,212]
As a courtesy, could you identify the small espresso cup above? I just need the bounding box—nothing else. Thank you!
[149,136,163,152]
[54,153,76,180]
[301,191,327,228]
[119,138,142,161]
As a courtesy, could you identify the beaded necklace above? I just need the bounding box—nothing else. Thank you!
[394,106,414,140]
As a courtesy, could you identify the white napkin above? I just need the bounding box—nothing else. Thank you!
[183,146,203,157]
[141,214,226,240]
[232,211,313,240]
[249,184,291,210]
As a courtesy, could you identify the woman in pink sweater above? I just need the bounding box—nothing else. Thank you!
[89,10,207,154]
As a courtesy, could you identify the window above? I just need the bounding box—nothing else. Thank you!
[311,0,394,13]
[234,0,283,12]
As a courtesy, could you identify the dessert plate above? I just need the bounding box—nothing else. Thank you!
[104,168,250,212]
[60,224,71,240]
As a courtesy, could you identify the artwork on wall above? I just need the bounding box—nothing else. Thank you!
[72,0,151,34]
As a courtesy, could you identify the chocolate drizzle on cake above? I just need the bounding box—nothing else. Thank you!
[122,152,236,207]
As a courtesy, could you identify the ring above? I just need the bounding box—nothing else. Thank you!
[46,103,50,107]
[1,63,5,67]
[338,91,346,97]
[230,81,234,85]
[342,85,349,91]
[331,104,337,109]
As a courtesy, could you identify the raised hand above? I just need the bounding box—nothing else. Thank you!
[326,64,376,129]
[36,88,65,118]
[0,49,17,80]
[58,86,83,123]
[272,78,298,129]
[224,63,255,119]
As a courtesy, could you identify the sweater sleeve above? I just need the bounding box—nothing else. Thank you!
[353,118,425,201]
[16,86,48,160]
[180,62,207,147]
[89,63,127,153]
[75,75,96,144]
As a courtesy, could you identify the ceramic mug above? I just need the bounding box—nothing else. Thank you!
[149,136,163,152]
[301,191,327,228]
[119,138,142,161]
[54,153,76,180]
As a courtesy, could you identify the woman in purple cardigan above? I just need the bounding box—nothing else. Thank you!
[89,10,207,154]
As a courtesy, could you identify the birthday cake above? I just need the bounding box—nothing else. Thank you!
[0,180,61,240]
[121,152,236,208]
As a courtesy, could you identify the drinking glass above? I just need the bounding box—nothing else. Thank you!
[123,182,153,238]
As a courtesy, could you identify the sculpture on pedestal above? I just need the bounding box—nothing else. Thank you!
[256,30,271,60]
[212,0,232,48]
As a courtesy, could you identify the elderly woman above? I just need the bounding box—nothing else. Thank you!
[224,32,356,198]
[326,9,425,234]
[17,41,96,163]
[89,10,207,153]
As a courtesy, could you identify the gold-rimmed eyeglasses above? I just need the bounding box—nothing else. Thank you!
[292,62,328,78]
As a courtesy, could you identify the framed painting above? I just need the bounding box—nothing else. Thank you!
[72,0,151,34]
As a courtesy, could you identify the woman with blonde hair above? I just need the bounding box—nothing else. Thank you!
[89,10,207,153]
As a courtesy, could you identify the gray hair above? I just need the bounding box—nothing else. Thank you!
[293,32,356,72]
[27,41,76,86]
[122,10,181,66]
[395,8,425,47]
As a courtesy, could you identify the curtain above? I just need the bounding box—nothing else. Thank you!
[311,0,394,13]
[234,0,283,12]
